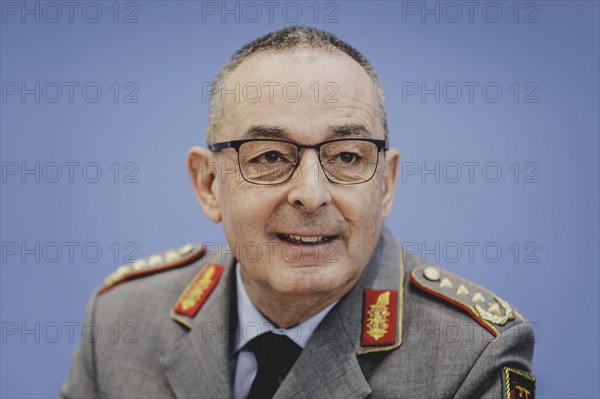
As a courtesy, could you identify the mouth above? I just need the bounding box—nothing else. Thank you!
[276,233,337,245]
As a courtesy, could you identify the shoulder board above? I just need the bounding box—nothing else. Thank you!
[410,265,524,337]
[98,243,206,295]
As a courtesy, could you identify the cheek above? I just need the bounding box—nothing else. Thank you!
[219,181,280,243]
[337,182,384,263]
[339,181,383,229]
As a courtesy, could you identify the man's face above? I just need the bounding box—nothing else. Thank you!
[190,49,399,306]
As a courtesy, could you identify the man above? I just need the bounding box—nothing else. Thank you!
[62,27,535,398]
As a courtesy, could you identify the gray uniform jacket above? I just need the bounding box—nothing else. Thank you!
[62,228,535,398]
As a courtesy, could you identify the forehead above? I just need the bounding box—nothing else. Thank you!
[218,49,382,141]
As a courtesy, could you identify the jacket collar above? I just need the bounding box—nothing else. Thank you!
[159,247,236,398]
[338,226,405,355]
[161,226,404,398]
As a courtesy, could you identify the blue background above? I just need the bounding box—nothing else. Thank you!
[1,1,598,397]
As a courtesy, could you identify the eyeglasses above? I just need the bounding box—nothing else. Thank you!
[209,138,388,185]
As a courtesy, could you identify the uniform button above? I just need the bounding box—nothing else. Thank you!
[423,266,441,281]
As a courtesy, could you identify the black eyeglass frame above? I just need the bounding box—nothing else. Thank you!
[208,138,389,185]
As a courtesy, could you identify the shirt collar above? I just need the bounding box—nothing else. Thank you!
[234,263,337,352]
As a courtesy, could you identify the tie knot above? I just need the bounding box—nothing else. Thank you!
[245,332,302,399]
[246,332,302,369]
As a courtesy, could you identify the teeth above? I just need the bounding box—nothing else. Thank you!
[283,234,329,244]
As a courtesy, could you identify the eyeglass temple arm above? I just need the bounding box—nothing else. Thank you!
[208,142,235,152]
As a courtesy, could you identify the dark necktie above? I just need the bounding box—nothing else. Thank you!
[246,332,302,399]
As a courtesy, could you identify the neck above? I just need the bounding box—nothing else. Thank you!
[240,272,353,329]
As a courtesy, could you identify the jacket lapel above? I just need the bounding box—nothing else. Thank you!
[274,305,372,399]
[159,248,236,398]
[276,227,404,398]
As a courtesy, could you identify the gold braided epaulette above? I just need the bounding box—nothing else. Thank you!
[410,265,524,336]
[98,243,206,295]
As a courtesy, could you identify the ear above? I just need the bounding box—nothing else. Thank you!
[381,148,400,219]
[187,146,222,222]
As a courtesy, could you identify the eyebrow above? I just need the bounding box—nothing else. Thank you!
[245,126,290,139]
[243,123,372,140]
[328,124,372,138]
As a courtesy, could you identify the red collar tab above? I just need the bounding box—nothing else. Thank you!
[361,289,398,346]
[173,264,224,318]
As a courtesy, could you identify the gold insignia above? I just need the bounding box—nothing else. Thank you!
[165,250,180,263]
[148,254,163,267]
[487,302,501,316]
[439,277,453,289]
[456,284,469,295]
[178,243,194,256]
[475,295,515,326]
[131,259,147,271]
[358,248,404,354]
[99,244,205,296]
[471,292,485,303]
[410,265,524,337]
[181,265,216,311]
[366,291,391,341]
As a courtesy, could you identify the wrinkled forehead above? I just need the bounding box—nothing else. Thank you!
[230,47,371,82]
[217,49,382,140]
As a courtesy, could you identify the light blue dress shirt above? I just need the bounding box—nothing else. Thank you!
[232,264,338,399]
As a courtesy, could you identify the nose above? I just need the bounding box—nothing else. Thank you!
[286,149,332,213]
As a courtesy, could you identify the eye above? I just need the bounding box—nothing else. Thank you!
[339,152,357,163]
[263,151,282,163]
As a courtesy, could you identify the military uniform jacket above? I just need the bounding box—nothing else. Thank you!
[62,228,535,398]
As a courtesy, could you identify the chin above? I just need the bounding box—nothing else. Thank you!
[271,266,354,297]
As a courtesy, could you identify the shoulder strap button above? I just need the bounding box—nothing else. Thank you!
[423,266,441,281]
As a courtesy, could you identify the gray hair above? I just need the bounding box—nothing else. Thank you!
[206,26,388,145]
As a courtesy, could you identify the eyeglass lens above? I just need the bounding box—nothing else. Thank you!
[238,140,379,184]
